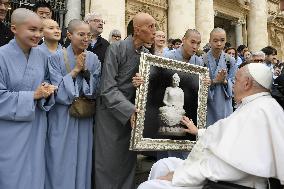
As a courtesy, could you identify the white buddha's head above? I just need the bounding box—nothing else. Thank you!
[172,73,180,87]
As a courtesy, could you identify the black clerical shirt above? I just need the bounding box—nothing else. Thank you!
[0,22,14,47]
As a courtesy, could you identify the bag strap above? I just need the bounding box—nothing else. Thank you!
[63,48,71,73]
[202,53,209,68]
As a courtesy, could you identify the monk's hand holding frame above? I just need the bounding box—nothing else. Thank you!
[132,73,144,88]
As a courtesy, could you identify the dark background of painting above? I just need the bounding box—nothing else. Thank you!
[142,65,199,141]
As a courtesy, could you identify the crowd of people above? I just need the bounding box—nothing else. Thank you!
[0,0,284,189]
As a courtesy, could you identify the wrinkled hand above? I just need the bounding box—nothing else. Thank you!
[130,109,139,129]
[132,73,144,88]
[34,83,58,100]
[214,69,227,84]
[180,116,198,135]
[158,171,174,181]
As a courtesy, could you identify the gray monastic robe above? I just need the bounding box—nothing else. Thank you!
[94,36,148,189]
[45,45,101,189]
[205,50,237,126]
[0,39,54,189]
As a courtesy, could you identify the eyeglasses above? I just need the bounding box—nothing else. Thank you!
[89,19,105,24]
[253,59,265,63]
[112,35,121,39]
[0,1,10,9]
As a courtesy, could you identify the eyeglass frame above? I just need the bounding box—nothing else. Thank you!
[88,19,105,25]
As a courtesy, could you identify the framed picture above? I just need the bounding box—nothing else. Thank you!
[130,53,209,151]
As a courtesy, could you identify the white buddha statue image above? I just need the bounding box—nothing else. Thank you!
[159,73,186,136]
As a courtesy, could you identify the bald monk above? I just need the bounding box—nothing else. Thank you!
[94,12,156,189]
[38,19,62,56]
[0,8,57,189]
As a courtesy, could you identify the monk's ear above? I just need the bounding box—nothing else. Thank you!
[182,36,186,44]
[67,31,72,40]
[134,25,140,35]
[10,25,16,34]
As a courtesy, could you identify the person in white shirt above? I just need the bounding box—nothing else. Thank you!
[138,63,284,189]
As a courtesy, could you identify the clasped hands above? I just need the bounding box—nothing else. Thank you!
[71,52,86,78]
[34,82,58,100]
[212,68,227,85]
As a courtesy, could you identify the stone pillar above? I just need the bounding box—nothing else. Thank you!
[247,0,268,52]
[88,0,126,40]
[234,20,243,47]
[168,0,195,39]
[195,0,214,48]
[65,0,82,27]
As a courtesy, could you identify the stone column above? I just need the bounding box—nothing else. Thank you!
[88,0,126,40]
[195,0,214,48]
[247,0,268,52]
[65,0,82,27]
[234,20,243,47]
[168,0,195,39]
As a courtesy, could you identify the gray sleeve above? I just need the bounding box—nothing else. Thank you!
[99,44,135,125]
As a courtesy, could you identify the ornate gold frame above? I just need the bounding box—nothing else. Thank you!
[130,53,209,151]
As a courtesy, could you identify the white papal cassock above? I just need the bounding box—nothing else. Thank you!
[138,92,284,189]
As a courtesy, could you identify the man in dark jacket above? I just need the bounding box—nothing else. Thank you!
[0,0,13,47]
[84,12,109,65]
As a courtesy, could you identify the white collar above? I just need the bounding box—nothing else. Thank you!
[236,92,270,109]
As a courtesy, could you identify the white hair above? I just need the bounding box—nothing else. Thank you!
[108,29,121,43]
[84,12,102,22]
[251,51,265,58]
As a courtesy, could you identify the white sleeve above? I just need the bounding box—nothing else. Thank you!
[172,150,249,187]
[197,129,206,138]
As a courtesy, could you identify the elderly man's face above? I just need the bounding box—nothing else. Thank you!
[88,16,104,36]
[137,18,156,44]
[233,68,248,104]
[209,32,226,51]
[154,31,166,47]
[252,55,265,63]
[0,0,10,22]
[182,33,201,56]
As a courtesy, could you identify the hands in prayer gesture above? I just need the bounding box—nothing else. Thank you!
[213,68,227,84]
[71,52,86,78]
[34,82,58,100]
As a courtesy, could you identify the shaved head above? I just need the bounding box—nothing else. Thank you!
[210,27,226,39]
[67,19,89,33]
[42,19,58,27]
[133,12,155,27]
[184,29,200,38]
[11,8,41,26]
[155,30,165,36]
